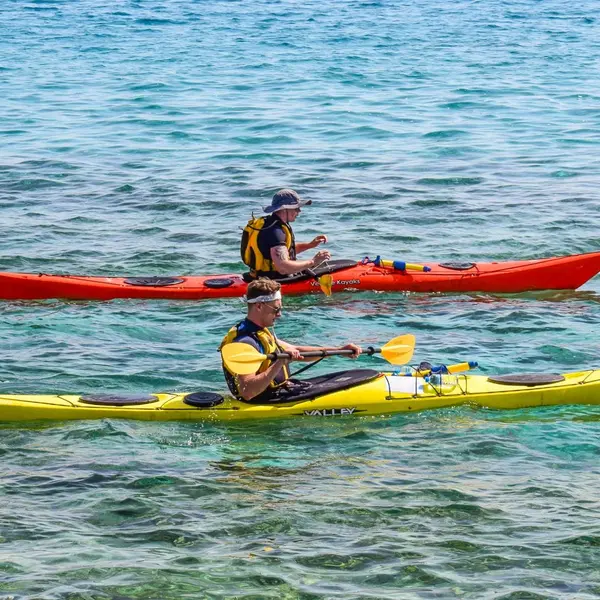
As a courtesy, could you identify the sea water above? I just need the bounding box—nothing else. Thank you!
[1,1,600,597]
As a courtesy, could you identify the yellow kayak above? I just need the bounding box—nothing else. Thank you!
[1,368,599,422]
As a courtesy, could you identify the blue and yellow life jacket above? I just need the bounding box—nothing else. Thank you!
[220,321,290,401]
[240,215,296,277]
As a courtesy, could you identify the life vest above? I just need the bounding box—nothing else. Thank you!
[240,215,296,276]
[219,321,290,401]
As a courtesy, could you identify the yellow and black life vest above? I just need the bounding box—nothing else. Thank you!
[219,321,290,401]
[240,215,296,276]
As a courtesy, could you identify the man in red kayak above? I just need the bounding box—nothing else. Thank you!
[220,278,360,401]
[240,188,332,280]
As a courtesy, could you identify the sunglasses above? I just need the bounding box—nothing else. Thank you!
[262,303,283,316]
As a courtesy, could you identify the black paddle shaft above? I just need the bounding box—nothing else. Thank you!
[267,346,379,360]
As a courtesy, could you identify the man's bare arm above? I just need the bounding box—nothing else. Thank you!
[270,246,316,275]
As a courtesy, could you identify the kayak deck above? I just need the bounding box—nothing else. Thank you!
[1,370,599,422]
[1,251,600,300]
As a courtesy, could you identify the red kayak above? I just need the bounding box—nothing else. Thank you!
[1,252,599,301]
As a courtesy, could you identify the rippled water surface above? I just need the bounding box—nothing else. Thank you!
[1,0,600,597]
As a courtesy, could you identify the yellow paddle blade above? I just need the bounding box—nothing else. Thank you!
[221,342,267,375]
[319,274,333,297]
[380,333,415,365]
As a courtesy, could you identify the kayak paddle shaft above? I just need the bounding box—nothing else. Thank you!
[267,346,380,360]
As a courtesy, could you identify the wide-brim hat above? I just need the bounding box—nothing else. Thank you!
[263,188,312,214]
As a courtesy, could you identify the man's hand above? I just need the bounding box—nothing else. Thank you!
[311,250,331,267]
[283,345,303,360]
[340,343,362,359]
[310,234,328,248]
[272,344,301,373]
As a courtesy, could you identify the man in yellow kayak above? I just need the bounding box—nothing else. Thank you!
[220,278,361,401]
[240,188,332,280]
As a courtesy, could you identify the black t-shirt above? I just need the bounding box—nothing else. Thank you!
[257,214,296,265]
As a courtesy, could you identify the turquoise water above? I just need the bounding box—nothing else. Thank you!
[2,0,600,597]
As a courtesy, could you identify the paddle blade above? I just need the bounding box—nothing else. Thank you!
[221,342,267,375]
[447,361,478,374]
[381,333,415,365]
[319,274,333,297]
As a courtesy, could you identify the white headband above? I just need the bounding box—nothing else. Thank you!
[244,290,282,304]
